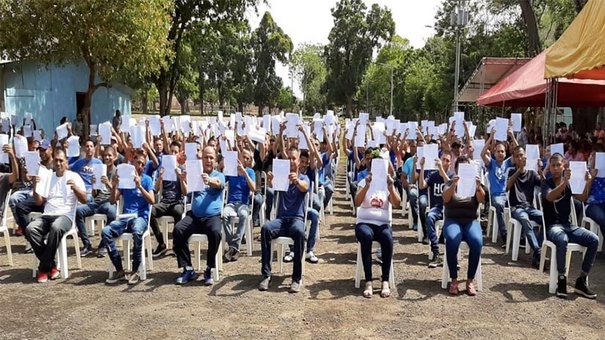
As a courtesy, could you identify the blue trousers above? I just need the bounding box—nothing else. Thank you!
[102,217,148,273]
[408,187,427,230]
[546,224,599,275]
[443,219,483,280]
[76,201,117,248]
[491,193,507,239]
[355,223,393,282]
[426,207,443,255]
[510,206,543,259]
[585,203,605,239]
[261,218,305,282]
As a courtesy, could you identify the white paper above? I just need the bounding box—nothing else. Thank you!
[569,161,587,195]
[550,143,564,157]
[13,135,28,158]
[487,119,496,133]
[33,130,42,142]
[162,115,173,133]
[408,121,418,140]
[66,136,80,157]
[525,144,540,173]
[472,139,485,159]
[119,117,131,133]
[180,115,191,134]
[456,163,477,198]
[223,151,238,177]
[263,115,271,131]
[99,122,112,145]
[454,112,465,138]
[423,144,439,170]
[511,113,522,132]
[398,123,408,136]
[89,124,98,137]
[370,158,388,191]
[186,160,206,192]
[272,159,291,192]
[0,134,8,164]
[56,123,69,140]
[35,166,52,198]
[428,126,439,137]
[469,124,477,138]
[416,146,424,170]
[249,128,266,144]
[23,125,33,137]
[595,152,605,178]
[354,124,366,148]
[24,112,33,126]
[438,123,448,135]
[92,164,107,190]
[24,151,40,176]
[298,124,311,150]
[495,117,509,142]
[149,115,162,136]
[367,139,378,148]
[117,164,136,189]
[161,155,178,182]
[185,143,198,161]
[130,126,145,149]
[271,116,282,136]
[1,118,9,133]
[373,122,386,144]
[359,112,369,126]
[285,113,299,138]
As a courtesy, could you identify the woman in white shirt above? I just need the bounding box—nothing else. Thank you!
[354,151,401,298]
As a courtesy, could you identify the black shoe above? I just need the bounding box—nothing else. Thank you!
[231,249,240,262]
[531,256,540,269]
[152,244,167,258]
[421,237,429,245]
[556,275,568,299]
[224,247,234,262]
[97,247,107,258]
[80,245,93,257]
[574,276,597,299]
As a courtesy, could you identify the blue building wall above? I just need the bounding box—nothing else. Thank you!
[1,61,131,135]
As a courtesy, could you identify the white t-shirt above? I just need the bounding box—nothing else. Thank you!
[355,179,392,225]
[43,170,86,220]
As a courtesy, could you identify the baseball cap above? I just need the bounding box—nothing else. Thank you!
[39,139,51,150]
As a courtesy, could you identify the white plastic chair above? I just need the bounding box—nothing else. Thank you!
[506,188,541,261]
[581,203,604,253]
[85,214,107,237]
[354,241,395,289]
[186,193,223,281]
[485,171,510,243]
[537,195,587,294]
[441,240,483,291]
[0,190,13,266]
[259,171,268,227]
[222,186,254,257]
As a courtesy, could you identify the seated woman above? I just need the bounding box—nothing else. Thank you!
[354,151,401,298]
[442,155,485,296]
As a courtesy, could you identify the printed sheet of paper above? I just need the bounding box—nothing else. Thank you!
[23,125,33,137]
[456,163,477,198]
[186,160,205,192]
[511,113,522,132]
[595,152,605,178]
[0,134,8,163]
[373,122,386,144]
[161,155,178,182]
[13,135,28,158]
[473,139,485,158]
[469,123,477,138]
[185,143,198,161]
[354,124,366,148]
[66,136,80,157]
[298,124,311,150]
[495,117,509,142]
[35,166,52,198]
[263,115,271,131]
[99,122,112,145]
[359,112,369,126]
[454,112,465,137]
[117,164,136,189]
[416,146,424,170]
[223,151,239,177]
[423,144,439,170]
[130,126,145,149]
[89,124,98,137]
[162,115,173,133]
[149,115,162,136]
[550,143,564,157]
[180,115,191,134]
[272,159,291,192]
[249,127,266,144]
[23,151,40,177]
[407,121,418,140]
[56,123,69,140]
[271,116,282,136]
[569,161,587,194]
[33,130,42,142]
[92,163,107,190]
[525,144,540,173]
[370,158,388,191]
[285,113,299,138]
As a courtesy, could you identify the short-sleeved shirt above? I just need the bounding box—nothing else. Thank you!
[587,177,605,205]
[43,170,86,220]
[426,171,452,209]
[226,168,255,204]
[191,170,225,217]
[487,158,513,195]
[161,179,183,204]
[121,174,154,220]
[356,178,391,225]
[541,178,572,227]
[276,173,310,221]
[93,167,116,204]
[356,169,369,182]
[507,169,541,208]
[70,157,103,193]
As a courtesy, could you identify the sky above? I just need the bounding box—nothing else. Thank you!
[247,0,442,97]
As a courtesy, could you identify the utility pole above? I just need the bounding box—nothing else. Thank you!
[451,1,468,113]
[376,62,394,117]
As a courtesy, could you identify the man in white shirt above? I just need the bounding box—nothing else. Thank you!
[25,149,87,283]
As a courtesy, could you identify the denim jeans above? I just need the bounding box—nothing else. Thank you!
[408,187,427,228]
[9,189,31,219]
[261,218,305,282]
[511,206,543,258]
[173,213,222,269]
[102,217,148,273]
[426,207,443,255]
[491,193,508,239]
[322,179,334,208]
[252,192,263,225]
[585,203,605,237]
[355,223,393,282]
[25,215,73,272]
[443,219,483,280]
[76,201,117,248]
[222,202,250,250]
[13,192,43,229]
[546,224,599,275]
[264,187,275,220]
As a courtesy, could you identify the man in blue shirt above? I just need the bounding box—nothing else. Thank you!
[173,146,225,286]
[223,149,256,261]
[103,152,155,285]
[259,147,310,294]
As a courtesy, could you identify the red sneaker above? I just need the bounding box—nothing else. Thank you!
[37,272,48,283]
[15,227,23,236]
[49,267,60,280]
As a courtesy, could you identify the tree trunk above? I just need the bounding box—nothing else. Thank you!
[199,66,205,115]
[519,0,542,57]
[142,89,148,115]
[575,0,588,12]
[157,79,169,117]
[346,96,353,118]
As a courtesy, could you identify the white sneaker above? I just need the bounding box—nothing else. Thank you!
[306,251,319,263]
[283,251,294,262]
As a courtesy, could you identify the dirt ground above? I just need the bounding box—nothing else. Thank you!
[0,161,604,340]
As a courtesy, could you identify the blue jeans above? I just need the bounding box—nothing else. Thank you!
[322,179,334,208]
[264,188,275,220]
[222,202,250,250]
[426,207,443,255]
[444,219,483,280]
[9,189,30,217]
[76,201,117,248]
[491,193,508,239]
[511,206,543,258]
[102,217,148,272]
[13,191,43,229]
[355,223,393,282]
[252,192,263,225]
[261,218,305,282]
[546,224,599,275]
[585,203,605,237]
[408,188,427,229]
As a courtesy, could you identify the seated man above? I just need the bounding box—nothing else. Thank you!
[75,144,118,257]
[25,149,87,283]
[541,153,599,299]
[507,146,544,268]
[418,150,452,267]
[173,146,224,285]
[222,148,255,262]
[103,152,155,285]
[259,147,310,293]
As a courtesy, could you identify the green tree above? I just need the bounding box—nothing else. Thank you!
[323,0,395,116]
[275,86,297,112]
[0,0,172,135]
[291,43,327,114]
[251,11,293,114]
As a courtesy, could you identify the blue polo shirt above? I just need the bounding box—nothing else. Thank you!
[121,174,154,220]
[70,157,103,192]
[487,157,513,195]
[226,168,255,204]
[277,173,310,221]
[192,170,225,217]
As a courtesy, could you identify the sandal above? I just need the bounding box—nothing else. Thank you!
[363,281,373,298]
[449,279,459,295]
[466,281,477,296]
[380,281,391,298]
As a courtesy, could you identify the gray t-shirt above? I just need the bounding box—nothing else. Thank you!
[94,167,115,204]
